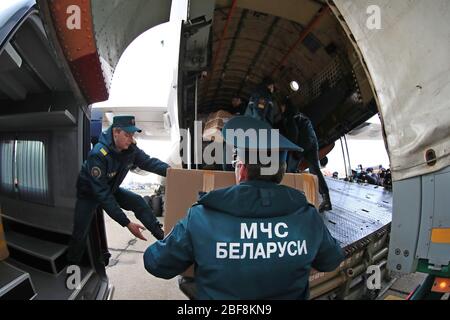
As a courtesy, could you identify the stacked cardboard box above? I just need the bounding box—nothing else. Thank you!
[164,168,319,277]
[202,110,233,142]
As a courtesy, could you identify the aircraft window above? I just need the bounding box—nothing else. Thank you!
[0,139,49,205]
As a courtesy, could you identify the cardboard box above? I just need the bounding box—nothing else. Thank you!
[202,110,233,142]
[0,208,9,261]
[164,168,319,277]
[206,110,233,121]
[203,119,225,142]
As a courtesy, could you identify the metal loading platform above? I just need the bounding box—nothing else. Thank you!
[309,178,392,299]
[324,177,392,251]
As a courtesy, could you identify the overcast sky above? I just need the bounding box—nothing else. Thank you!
[94,0,187,109]
[93,24,173,108]
[93,1,187,184]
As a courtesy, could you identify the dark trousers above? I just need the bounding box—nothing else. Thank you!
[287,150,330,196]
[67,188,158,265]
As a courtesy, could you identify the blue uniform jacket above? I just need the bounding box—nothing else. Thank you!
[144,180,344,299]
[76,127,170,227]
[245,85,276,126]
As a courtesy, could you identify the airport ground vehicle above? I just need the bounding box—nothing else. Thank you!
[0,0,449,300]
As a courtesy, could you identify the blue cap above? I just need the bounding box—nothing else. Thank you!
[222,116,303,164]
[112,115,142,133]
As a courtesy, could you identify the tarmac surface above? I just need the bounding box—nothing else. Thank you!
[104,212,187,300]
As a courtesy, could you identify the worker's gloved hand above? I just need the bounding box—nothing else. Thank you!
[126,222,147,241]
[150,221,164,240]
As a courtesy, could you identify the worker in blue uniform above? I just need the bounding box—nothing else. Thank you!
[67,116,169,266]
[245,77,277,126]
[287,112,332,212]
[143,116,344,299]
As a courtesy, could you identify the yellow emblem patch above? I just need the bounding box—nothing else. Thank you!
[100,148,108,156]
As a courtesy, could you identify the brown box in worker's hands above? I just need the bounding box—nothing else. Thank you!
[163,168,319,277]
[0,208,9,261]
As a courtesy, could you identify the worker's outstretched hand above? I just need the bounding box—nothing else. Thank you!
[126,222,147,241]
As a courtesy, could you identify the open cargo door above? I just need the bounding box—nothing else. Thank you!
[169,0,394,300]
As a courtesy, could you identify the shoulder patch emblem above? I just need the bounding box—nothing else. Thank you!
[100,148,108,156]
[91,166,102,178]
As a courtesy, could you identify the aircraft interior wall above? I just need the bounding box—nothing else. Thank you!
[178,0,379,166]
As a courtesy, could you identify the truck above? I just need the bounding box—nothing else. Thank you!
[0,0,449,300]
